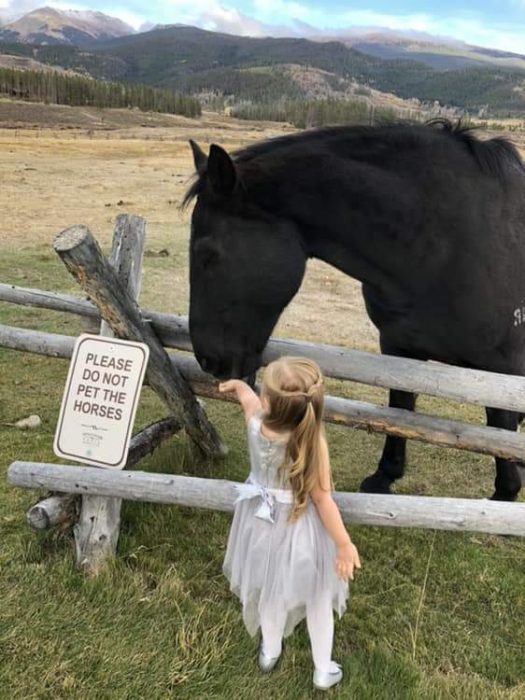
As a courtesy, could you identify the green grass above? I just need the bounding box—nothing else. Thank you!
[1,247,525,699]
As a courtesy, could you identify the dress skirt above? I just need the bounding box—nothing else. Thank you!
[223,495,349,638]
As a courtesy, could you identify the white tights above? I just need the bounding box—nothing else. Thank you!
[260,591,335,673]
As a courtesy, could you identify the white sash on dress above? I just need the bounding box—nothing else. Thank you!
[234,475,294,523]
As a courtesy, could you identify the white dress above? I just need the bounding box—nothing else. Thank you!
[222,413,349,638]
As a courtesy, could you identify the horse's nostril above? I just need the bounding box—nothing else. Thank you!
[200,357,209,371]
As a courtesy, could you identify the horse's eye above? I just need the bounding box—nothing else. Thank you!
[193,237,222,269]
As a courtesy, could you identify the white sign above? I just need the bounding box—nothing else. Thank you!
[54,334,149,469]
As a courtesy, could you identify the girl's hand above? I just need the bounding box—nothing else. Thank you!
[335,541,361,582]
[219,380,241,394]
[218,380,261,423]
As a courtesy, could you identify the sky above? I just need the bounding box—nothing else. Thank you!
[2,0,525,54]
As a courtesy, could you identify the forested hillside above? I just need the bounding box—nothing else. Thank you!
[0,66,201,117]
[0,42,128,81]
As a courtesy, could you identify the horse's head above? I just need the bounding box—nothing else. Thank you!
[186,141,306,379]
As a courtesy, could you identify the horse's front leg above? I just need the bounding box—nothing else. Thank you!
[486,407,522,501]
[359,389,416,494]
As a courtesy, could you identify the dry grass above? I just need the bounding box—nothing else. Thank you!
[1,106,525,699]
[0,108,378,349]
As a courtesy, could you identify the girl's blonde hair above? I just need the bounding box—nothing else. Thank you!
[262,357,331,522]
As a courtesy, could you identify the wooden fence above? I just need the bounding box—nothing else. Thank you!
[3,215,525,573]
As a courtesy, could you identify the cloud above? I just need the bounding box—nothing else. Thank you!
[187,4,525,54]
[98,6,145,29]
[0,0,34,21]
[1,0,525,54]
[199,7,277,36]
[197,5,305,36]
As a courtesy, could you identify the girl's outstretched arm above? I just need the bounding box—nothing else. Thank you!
[219,380,261,423]
[310,435,361,581]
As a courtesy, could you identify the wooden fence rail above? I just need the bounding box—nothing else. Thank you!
[8,461,525,537]
[26,417,179,531]
[3,323,525,462]
[3,283,525,413]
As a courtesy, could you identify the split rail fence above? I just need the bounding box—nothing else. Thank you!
[3,215,525,572]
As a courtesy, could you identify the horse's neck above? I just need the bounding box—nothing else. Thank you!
[265,152,414,291]
[298,194,406,293]
[307,235,372,282]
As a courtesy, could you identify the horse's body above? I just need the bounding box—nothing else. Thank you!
[185,121,525,500]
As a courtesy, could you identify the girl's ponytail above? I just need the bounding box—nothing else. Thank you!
[262,358,326,522]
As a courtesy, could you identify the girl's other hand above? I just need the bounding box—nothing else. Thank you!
[335,541,361,582]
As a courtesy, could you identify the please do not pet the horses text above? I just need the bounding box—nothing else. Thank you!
[72,353,136,420]
[54,335,149,469]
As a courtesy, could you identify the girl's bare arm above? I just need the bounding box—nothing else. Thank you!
[310,435,361,580]
[219,379,261,423]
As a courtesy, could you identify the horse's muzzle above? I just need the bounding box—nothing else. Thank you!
[196,353,261,381]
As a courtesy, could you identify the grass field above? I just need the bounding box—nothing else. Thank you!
[1,109,525,699]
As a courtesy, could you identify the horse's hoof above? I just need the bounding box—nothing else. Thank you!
[490,491,518,502]
[359,473,393,495]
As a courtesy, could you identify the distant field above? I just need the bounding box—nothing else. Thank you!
[0,98,295,137]
[1,105,525,699]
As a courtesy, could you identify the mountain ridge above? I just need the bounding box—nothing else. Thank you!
[0,6,135,46]
[3,6,525,73]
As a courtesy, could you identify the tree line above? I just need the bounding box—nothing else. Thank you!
[232,98,397,128]
[0,67,201,117]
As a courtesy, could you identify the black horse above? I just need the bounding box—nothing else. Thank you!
[184,120,525,501]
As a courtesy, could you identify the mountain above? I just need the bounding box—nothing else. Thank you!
[89,26,525,115]
[94,25,377,84]
[0,7,135,46]
[315,30,525,72]
[1,23,525,116]
[4,7,525,74]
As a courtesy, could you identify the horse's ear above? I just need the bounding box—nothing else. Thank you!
[207,144,236,196]
[189,139,207,175]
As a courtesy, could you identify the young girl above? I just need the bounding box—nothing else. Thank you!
[219,357,361,691]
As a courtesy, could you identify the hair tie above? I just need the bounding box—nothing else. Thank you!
[307,377,323,396]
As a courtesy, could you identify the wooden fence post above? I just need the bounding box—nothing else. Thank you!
[74,214,146,573]
[53,224,224,461]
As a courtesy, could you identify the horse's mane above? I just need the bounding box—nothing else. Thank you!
[183,119,524,207]
[426,118,524,181]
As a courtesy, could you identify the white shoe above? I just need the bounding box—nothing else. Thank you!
[258,643,281,672]
[313,661,343,690]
